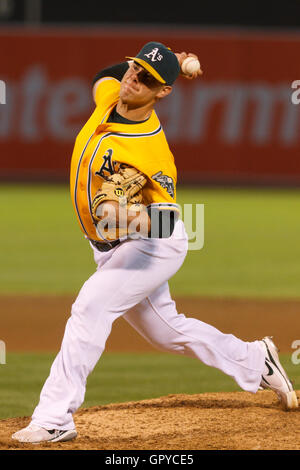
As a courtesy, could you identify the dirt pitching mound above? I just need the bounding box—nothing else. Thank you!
[1,391,299,451]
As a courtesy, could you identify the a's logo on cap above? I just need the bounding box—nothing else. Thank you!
[144,47,163,62]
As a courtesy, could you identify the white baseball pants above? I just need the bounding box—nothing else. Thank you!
[31,221,265,430]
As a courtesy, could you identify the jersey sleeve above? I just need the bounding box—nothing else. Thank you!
[92,76,120,108]
[92,62,129,107]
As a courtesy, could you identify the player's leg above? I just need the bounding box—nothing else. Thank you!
[124,282,265,393]
[27,222,188,432]
[124,284,298,409]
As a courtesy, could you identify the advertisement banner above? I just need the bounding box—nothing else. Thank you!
[0,28,299,183]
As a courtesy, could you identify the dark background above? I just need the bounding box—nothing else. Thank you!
[1,0,300,27]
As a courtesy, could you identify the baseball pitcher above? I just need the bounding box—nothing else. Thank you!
[12,41,298,444]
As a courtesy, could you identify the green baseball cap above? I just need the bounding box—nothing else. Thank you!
[126,41,180,86]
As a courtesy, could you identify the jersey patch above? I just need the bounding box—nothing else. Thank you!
[152,171,175,199]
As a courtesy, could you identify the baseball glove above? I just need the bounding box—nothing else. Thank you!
[91,165,148,242]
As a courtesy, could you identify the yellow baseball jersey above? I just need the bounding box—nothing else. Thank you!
[70,76,178,241]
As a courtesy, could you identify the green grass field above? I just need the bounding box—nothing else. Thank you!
[1,184,300,419]
[1,184,300,298]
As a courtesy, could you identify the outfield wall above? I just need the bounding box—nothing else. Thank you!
[0,27,300,184]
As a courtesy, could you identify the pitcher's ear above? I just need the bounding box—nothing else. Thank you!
[156,86,172,99]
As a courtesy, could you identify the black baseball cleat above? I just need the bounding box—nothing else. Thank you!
[260,336,298,410]
[11,423,77,443]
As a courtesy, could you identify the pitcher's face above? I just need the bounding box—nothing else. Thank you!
[119,62,166,107]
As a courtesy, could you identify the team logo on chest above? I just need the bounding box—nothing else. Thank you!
[152,171,175,199]
[95,149,115,179]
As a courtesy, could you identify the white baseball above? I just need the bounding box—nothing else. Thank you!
[181,57,201,75]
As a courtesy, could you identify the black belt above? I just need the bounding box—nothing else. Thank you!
[89,238,121,252]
